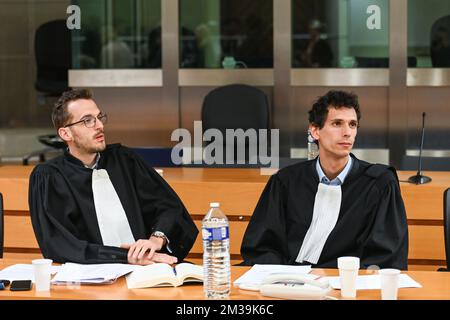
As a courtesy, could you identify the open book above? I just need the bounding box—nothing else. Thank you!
[126,263,203,289]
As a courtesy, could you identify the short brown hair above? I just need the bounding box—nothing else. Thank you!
[52,89,93,130]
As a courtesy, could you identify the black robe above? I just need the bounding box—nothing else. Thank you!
[29,144,198,264]
[241,154,409,269]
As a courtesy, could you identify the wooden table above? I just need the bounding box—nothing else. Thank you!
[1,166,449,269]
[0,259,449,300]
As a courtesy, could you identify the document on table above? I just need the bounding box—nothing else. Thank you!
[326,274,422,290]
[51,263,137,285]
[0,264,61,282]
[233,264,312,289]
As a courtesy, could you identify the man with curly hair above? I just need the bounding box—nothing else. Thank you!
[241,90,408,269]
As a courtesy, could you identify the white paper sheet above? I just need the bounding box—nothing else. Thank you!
[233,264,312,289]
[327,274,422,290]
[51,263,137,285]
[0,264,61,283]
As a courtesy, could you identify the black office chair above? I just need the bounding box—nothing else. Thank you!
[35,19,71,96]
[22,135,66,165]
[430,15,450,67]
[0,192,4,259]
[23,19,71,165]
[438,188,450,271]
[200,84,270,167]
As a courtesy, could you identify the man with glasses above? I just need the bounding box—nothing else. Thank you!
[29,89,198,265]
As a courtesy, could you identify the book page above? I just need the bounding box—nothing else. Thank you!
[52,263,135,284]
[327,274,422,290]
[0,264,61,282]
[175,263,203,284]
[126,263,179,289]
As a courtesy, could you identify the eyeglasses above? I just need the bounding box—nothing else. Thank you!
[64,113,108,128]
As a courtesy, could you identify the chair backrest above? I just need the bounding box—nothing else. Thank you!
[430,15,450,67]
[201,84,270,166]
[0,192,3,258]
[38,134,66,149]
[202,84,269,132]
[444,188,450,270]
[132,147,180,167]
[35,19,71,95]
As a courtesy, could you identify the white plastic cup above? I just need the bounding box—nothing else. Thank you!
[337,256,360,298]
[379,269,401,300]
[32,259,53,292]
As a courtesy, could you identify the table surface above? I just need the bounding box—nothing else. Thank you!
[0,259,449,300]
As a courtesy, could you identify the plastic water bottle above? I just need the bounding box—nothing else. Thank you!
[202,202,231,299]
[307,129,319,160]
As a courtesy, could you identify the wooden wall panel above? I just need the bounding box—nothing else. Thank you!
[408,225,445,260]
[4,216,39,249]
[190,220,248,256]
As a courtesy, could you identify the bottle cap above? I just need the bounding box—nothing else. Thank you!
[210,202,220,208]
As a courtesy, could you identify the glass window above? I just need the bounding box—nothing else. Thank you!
[292,0,389,68]
[72,0,161,69]
[179,0,273,68]
[408,0,450,68]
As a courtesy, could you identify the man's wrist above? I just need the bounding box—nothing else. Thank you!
[151,231,167,248]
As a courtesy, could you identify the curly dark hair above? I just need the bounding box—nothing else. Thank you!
[52,89,94,130]
[308,90,361,128]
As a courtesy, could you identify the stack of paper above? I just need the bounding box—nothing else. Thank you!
[51,263,137,285]
[0,264,61,282]
[233,264,312,290]
[326,274,422,290]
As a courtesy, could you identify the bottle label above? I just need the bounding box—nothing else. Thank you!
[202,226,229,241]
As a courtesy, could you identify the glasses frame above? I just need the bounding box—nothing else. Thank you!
[64,113,108,128]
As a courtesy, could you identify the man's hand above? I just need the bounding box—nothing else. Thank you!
[123,238,163,261]
[122,251,178,266]
[121,238,176,265]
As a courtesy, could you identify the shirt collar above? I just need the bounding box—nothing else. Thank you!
[66,148,101,169]
[316,156,353,186]
[86,153,101,169]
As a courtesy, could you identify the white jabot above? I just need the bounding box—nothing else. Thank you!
[296,183,342,264]
[91,169,135,247]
